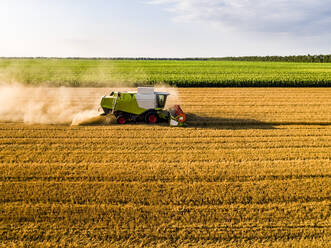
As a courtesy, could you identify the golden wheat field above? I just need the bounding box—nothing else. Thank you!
[0,88,331,247]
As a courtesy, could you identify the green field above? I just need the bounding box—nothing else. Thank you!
[1,59,331,87]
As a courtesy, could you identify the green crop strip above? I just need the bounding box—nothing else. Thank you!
[1,59,331,87]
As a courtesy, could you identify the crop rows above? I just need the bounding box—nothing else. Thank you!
[0,88,330,247]
[1,59,331,87]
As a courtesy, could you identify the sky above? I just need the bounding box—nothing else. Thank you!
[0,0,330,57]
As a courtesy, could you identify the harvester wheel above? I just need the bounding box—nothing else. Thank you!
[145,113,158,124]
[117,116,127,124]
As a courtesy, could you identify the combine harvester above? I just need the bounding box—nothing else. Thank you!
[100,87,186,126]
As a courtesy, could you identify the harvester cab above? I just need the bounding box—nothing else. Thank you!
[100,87,186,126]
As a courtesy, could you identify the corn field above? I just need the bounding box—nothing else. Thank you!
[1,59,331,87]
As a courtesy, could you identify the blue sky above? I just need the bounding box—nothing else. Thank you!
[0,0,330,57]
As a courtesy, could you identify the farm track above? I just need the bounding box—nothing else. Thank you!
[0,88,331,247]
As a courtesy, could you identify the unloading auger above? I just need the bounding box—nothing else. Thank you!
[100,87,186,126]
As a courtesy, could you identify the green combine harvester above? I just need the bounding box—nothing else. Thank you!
[100,87,186,126]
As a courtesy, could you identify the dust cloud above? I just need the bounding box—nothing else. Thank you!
[0,83,102,125]
[71,110,104,125]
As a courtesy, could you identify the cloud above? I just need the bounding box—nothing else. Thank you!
[149,0,331,35]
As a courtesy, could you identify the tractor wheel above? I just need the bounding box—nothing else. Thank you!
[117,115,127,124]
[145,113,158,124]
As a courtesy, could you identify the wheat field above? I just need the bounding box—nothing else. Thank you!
[0,88,330,247]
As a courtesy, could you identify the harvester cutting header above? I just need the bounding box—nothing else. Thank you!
[100,87,186,126]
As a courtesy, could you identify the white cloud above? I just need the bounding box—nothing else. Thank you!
[149,0,331,35]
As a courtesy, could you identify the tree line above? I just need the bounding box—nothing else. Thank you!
[209,55,331,63]
[1,55,331,62]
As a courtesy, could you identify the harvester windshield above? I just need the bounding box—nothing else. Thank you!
[156,94,167,108]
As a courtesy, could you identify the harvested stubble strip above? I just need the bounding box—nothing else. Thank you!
[1,179,330,205]
[0,160,330,183]
[0,240,329,248]
[1,201,330,225]
[1,220,330,244]
[2,133,331,144]
[1,136,331,149]
[1,126,331,141]
[1,202,330,244]
[1,147,330,164]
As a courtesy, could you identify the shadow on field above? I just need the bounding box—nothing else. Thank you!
[76,113,275,129]
[185,113,276,130]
